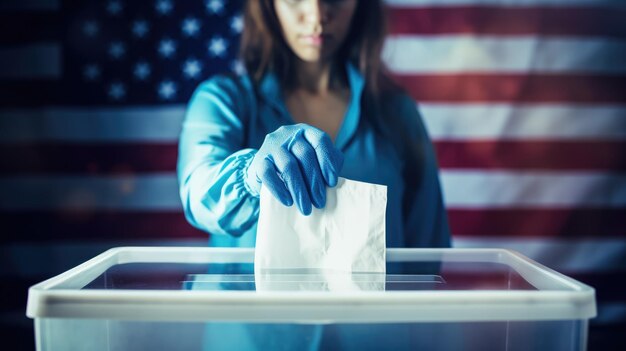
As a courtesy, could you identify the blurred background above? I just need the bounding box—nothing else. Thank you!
[0,0,624,349]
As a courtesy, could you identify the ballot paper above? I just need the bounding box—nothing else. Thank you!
[254,177,387,291]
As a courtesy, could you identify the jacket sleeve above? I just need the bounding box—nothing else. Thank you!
[396,94,452,248]
[177,75,260,237]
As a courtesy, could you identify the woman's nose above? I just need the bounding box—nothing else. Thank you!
[302,0,330,26]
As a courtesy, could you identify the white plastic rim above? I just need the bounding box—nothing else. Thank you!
[26,247,596,323]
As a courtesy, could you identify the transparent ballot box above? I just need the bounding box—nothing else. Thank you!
[27,247,596,351]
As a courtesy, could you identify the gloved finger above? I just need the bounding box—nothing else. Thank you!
[301,126,343,187]
[272,146,313,216]
[287,129,326,209]
[258,156,293,207]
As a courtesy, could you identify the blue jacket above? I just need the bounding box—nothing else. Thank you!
[178,64,450,249]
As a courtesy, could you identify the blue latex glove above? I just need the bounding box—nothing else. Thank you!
[246,124,344,216]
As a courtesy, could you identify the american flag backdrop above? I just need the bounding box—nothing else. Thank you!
[0,0,624,349]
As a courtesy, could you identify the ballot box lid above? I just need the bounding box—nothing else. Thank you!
[27,247,596,323]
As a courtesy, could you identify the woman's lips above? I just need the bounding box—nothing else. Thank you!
[300,34,329,46]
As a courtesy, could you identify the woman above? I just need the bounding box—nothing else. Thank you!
[178,1,452,349]
[178,0,450,251]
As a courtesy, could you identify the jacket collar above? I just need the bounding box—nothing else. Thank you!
[258,62,365,150]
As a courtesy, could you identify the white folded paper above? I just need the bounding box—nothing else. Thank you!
[254,177,387,291]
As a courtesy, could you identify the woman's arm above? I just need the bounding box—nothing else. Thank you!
[177,75,259,237]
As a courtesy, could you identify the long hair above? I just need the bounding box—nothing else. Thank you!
[239,0,394,96]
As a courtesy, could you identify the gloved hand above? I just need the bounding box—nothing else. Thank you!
[246,124,344,216]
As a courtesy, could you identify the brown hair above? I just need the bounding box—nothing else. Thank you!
[239,0,407,160]
[239,0,394,96]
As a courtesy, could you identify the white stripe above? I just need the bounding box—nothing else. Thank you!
[453,237,626,273]
[420,104,626,141]
[0,43,61,79]
[385,36,626,74]
[0,0,59,11]
[441,171,626,208]
[1,172,624,210]
[1,104,625,143]
[0,106,185,143]
[385,0,625,7]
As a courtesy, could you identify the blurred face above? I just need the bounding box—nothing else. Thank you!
[274,0,358,63]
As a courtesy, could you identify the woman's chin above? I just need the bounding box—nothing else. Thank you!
[293,49,336,64]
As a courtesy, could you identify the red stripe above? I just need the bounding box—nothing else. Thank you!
[0,143,178,174]
[449,208,626,237]
[393,73,626,103]
[3,140,626,174]
[387,6,626,38]
[1,208,624,243]
[0,211,205,244]
[434,140,626,171]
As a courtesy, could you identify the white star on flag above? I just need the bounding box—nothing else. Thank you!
[108,82,126,100]
[182,17,201,37]
[109,41,126,59]
[230,60,245,75]
[182,59,202,79]
[107,0,123,16]
[158,80,177,100]
[134,62,151,80]
[158,38,177,58]
[206,0,224,15]
[132,20,150,38]
[230,15,243,33]
[208,36,228,57]
[83,64,101,81]
[155,0,173,15]
[82,20,99,37]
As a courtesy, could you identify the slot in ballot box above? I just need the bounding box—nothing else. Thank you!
[27,247,596,351]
